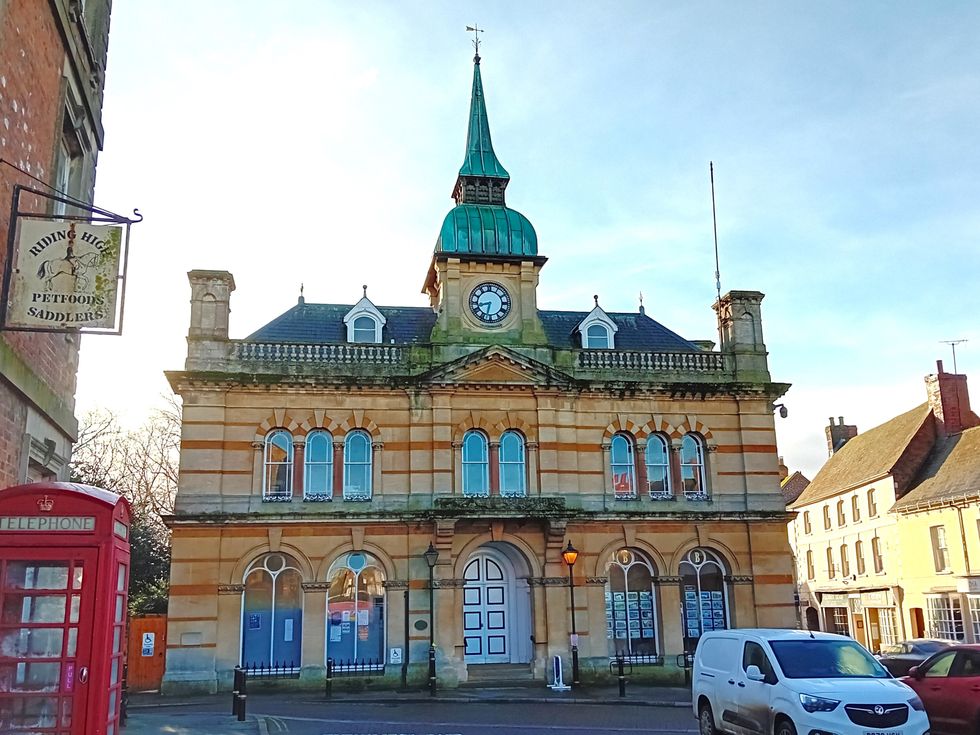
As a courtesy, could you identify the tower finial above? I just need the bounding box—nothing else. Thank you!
[298,282,305,305]
[362,284,368,298]
[465,24,483,62]
[593,294,599,307]
[639,291,645,315]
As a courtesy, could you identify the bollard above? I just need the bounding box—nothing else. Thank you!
[616,655,627,697]
[235,694,246,722]
[428,645,437,697]
[325,657,333,699]
[232,666,242,715]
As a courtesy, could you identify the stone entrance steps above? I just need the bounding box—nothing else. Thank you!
[460,663,536,688]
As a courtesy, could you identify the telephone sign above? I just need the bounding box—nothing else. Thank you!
[0,482,131,735]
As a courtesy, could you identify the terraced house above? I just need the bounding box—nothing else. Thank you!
[162,52,795,694]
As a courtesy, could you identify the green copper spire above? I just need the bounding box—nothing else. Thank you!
[458,55,510,182]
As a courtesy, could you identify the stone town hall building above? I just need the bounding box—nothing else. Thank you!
[163,53,795,693]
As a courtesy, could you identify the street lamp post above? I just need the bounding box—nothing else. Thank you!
[423,542,439,696]
[561,541,580,686]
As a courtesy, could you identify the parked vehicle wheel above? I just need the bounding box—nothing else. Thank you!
[698,702,717,735]
[775,718,798,735]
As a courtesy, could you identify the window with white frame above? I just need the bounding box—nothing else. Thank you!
[610,433,636,500]
[679,548,729,643]
[605,548,660,660]
[351,315,380,343]
[839,544,850,577]
[304,430,333,500]
[462,430,490,497]
[823,505,831,530]
[836,499,846,527]
[343,431,372,500]
[877,607,899,647]
[930,525,951,572]
[263,430,293,501]
[645,434,671,499]
[803,511,811,534]
[826,547,836,578]
[969,595,980,641]
[872,536,884,573]
[585,324,611,349]
[855,540,865,575]
[680,434,707,499]
[868,488,878,517]
[827,607,849,636]
[326,552,386,666]
[806,550,814,580]
[241,553,303,670]
[498,430,526,497]
[851,495,860,522]
[926,595,965,641]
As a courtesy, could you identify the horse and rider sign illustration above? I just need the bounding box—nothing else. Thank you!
[7,219,123,329]
[1,183,139,334]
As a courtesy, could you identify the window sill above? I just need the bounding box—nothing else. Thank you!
[262,495,293,503]
[303,495,332,502]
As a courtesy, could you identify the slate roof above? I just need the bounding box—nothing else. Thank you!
[245,303,437,345]
[245,302,701,352]
[780,471,811,506]
[538,311,699,351]
[788,404,931,509]
[892,424,980,511]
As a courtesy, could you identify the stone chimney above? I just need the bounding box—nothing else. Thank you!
[826,416,858,456]
[186,270,235,370]
[925,360,979,437]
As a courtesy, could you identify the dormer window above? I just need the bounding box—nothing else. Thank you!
[352,315,380,343]
[343,286,387,344]
[586,324,611,349]
[576,296,618,349]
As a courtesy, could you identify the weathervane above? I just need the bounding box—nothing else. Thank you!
[466,24,483,60]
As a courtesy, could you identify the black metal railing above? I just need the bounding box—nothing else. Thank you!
[608,653,664,697]
[241,660,301,680]
[324,657,385,698]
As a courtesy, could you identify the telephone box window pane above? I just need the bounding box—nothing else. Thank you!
[114,595,123,623]
[0,661,61,691]
[70,595,80,624]
[5,562,69,590]
[0,695,58,728]
[112,627,121,654]
[111,658,119,684]
[72,563,84,589]
[116,564,126,592]
[67,628,77,656]
[0,628,63,658]
[2,595,66,624]
[61,697,72,726]
[108,690,117,719]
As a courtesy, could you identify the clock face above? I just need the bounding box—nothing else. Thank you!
[468,282,512,324]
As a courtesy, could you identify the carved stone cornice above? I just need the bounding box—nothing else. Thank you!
[656,575,682,584]
[218,584,244,595]
[528,576,570,587]
[585,576,608,586]
[727,575,754,585]
[382,580,409,590]
[301,581,331,592]
[433,578,467,589]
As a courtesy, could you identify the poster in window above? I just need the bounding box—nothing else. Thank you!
[627,608,639,620]
[329,626,342,642]
[639,598,652,610]
[712,600,724,610]
[688,627,700,638]
[616,630,628,639]
[685,591,697,602]
[642,628,655,638]
[641,609,653,620]
[248,614,261,630]
[615,620,627,630]
[711,591,723,600]
[700,592,712,601]
[613,592,625,601]
[627,592,638,601]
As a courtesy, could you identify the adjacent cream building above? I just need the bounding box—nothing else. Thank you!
[789,363,980,649]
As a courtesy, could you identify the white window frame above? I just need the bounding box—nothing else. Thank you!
[241,553,304,671]
[605,548,661,660]
[805,550,814,580]
[930,525,951,573]
[803,511,811,534]
[855,540,866,576]
[871,535,884,574]
[351,315,381,344]
[343,430,373,501]
[575,304,618,349]
[498,430,526,498]
[610,433,637,500]
[263,430,293,501]
[462,430,490,497]
[826,547,836,578]
[868,488,878,517]
[851,495,860,522]
[839,544,850,577]
[325,552,387,668]
[968,594,980,642]
[303,430,333,501]
[645,434,671,499]
[876,607,899,647]
[926,594,965,641]
[680,434,708,500]
[343,294,387,344]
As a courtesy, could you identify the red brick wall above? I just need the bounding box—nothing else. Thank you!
[0,0,82,481]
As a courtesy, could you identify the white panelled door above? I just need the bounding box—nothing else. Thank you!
[462,551,511,663]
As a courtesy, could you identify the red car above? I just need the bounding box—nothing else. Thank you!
[901,643,980,735]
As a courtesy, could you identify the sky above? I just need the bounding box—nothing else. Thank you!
[77,1,980,479]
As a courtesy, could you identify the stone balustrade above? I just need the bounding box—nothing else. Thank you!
[577,350,728,372]
[232,342,407,365]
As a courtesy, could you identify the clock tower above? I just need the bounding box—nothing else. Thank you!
[423,51,548,350]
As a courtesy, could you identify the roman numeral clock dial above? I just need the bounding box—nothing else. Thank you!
[468,282,511,324]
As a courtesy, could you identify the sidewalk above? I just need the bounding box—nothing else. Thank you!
[123,711,259,735]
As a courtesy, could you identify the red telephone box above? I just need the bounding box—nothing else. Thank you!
[0,482,130,735]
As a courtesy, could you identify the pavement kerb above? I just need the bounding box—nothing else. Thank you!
[305,696,692,708]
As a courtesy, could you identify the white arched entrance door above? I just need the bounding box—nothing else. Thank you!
[462,546,531,664]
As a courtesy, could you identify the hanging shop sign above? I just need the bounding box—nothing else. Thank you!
[1,184,140,335]
[7,220,122,329]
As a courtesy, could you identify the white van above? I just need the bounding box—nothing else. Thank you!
[692,629,929,735]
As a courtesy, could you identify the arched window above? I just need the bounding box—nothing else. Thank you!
[326,552,385,667]
[499,431,526,497]
[263,430,293,501]
[605,548,659,660]
[840,544,850,577]
[610,433,636,500]
[343,431,372,500]
[241,553,303,671]
[680,434,707,500]
[304,430,333,501]
[585,324,611,349]
[827,546,836,578]
[351,315,380,344]
[462,430,489,497]
[645,434,671,499]
[679,548,729,645]
[855,540,865,575]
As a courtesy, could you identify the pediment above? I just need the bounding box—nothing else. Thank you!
[423,346,574,387]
